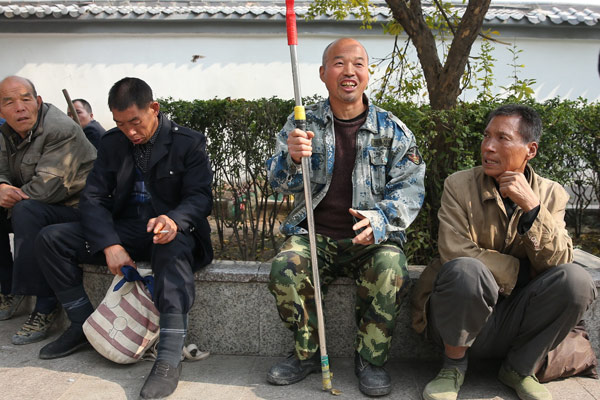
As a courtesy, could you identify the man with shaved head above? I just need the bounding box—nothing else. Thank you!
[0,76,96,344]
[266,38,425,396]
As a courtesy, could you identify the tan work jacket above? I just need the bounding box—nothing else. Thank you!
[412,164,572,334]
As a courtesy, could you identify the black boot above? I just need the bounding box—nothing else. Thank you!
[354,352,391,397]
[39,324,89,359]
[39,286,93,360]
[140,360,182,400]
[267,351,321,385]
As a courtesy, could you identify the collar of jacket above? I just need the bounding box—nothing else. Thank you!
[146,112,174,171]
[480,163,535,204]
[323,94,377,135]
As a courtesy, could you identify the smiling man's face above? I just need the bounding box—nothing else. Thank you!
[0,77,42,138]
[319,38,369,113]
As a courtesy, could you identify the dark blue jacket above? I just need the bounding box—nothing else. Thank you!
[83,119,106,149]
[80,114,213,270]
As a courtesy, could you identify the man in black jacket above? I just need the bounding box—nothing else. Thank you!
[67,98,106,149]
[35,77,213,399]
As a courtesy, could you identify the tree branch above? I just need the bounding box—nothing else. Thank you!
[385,0,442,101]
[437,0,492,108]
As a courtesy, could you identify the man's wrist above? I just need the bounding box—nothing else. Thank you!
[521,200,540,213]
[103,244,123,255]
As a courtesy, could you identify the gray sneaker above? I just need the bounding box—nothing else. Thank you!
[0,294,24,320]
[12,309,58,345]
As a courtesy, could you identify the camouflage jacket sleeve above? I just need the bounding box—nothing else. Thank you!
[266,113,305,194]
[355,113,426,245]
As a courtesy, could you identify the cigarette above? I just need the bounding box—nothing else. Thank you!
[158,230,169,234]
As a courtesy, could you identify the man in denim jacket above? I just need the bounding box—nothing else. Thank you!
[266,38,425,396]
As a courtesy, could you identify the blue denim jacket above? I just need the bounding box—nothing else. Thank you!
[266,99,425,246]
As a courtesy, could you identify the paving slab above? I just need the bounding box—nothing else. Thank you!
[1,312,599,400]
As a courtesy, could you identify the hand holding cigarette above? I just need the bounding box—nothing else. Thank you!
[147,215,178,244]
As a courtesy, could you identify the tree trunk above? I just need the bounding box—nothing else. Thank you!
[385,0,492,110]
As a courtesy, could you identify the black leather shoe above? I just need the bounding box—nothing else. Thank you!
[39,325,89,360]
[266,352,321,385]
[354,352,391,397]
[140,360,182,400]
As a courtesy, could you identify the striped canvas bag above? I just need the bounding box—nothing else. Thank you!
[83,266,160,364]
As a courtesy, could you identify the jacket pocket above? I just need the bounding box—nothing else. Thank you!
[20,153,41,182]
[368,148,388,194]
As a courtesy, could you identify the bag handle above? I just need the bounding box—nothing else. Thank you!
[113,265,155,297]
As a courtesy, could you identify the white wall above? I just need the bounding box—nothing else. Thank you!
[0,32,598,129]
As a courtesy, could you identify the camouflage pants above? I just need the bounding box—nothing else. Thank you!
[268,234,409,366]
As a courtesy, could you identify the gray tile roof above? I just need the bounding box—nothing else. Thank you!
[0,1,598,27]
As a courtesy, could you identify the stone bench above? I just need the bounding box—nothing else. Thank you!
[79,248,600,359]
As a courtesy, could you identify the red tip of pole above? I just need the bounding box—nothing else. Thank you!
[286,0,298,46]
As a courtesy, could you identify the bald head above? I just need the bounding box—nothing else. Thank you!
[0,75,42,137]
[0,76,37,99]
[322,38,369,67]
[319,38,370,119]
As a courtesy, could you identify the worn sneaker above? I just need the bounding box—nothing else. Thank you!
[422,367,465,400]
[140,360,182,400]
[498,363,552,400]
[354,352,391,396]
[11,309,58,345]
[266,352,321,385]
[0,294,24,320]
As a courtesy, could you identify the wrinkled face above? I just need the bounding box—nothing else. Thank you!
[69,101,93,128]
[481,115,537,181]
[112,102,159,145]
[319,39,369,109]
[0,78,42,138]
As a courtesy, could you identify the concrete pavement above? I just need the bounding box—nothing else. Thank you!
[1,312,599,400]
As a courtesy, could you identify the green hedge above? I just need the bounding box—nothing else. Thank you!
[159,97,600,263]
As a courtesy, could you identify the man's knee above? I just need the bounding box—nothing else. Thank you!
[435,257,498,303]
[370,244,406,273]
[269,250,309,286]
[11,199,43,225]
[365,244,409,295]
[548,263,597,308]
[439,257,487,282]
[35,223,79,252]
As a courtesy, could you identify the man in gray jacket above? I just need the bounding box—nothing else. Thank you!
[0,76,96,345]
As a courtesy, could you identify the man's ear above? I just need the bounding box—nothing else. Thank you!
[526,141,538,161]
[150,101,160,115]
[319,65,325,83]
[36,96,43,109]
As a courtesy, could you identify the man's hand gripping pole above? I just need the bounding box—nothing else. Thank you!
[285,0,333,393]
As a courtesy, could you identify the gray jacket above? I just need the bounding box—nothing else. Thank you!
[0,103,97,207]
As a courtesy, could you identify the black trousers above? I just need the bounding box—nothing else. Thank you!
[0,199,80,296]
[427,257,597,376]
[35,219,197,314]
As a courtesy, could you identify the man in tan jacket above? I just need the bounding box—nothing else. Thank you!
[413,104,596,400]
[0,76,96,345]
